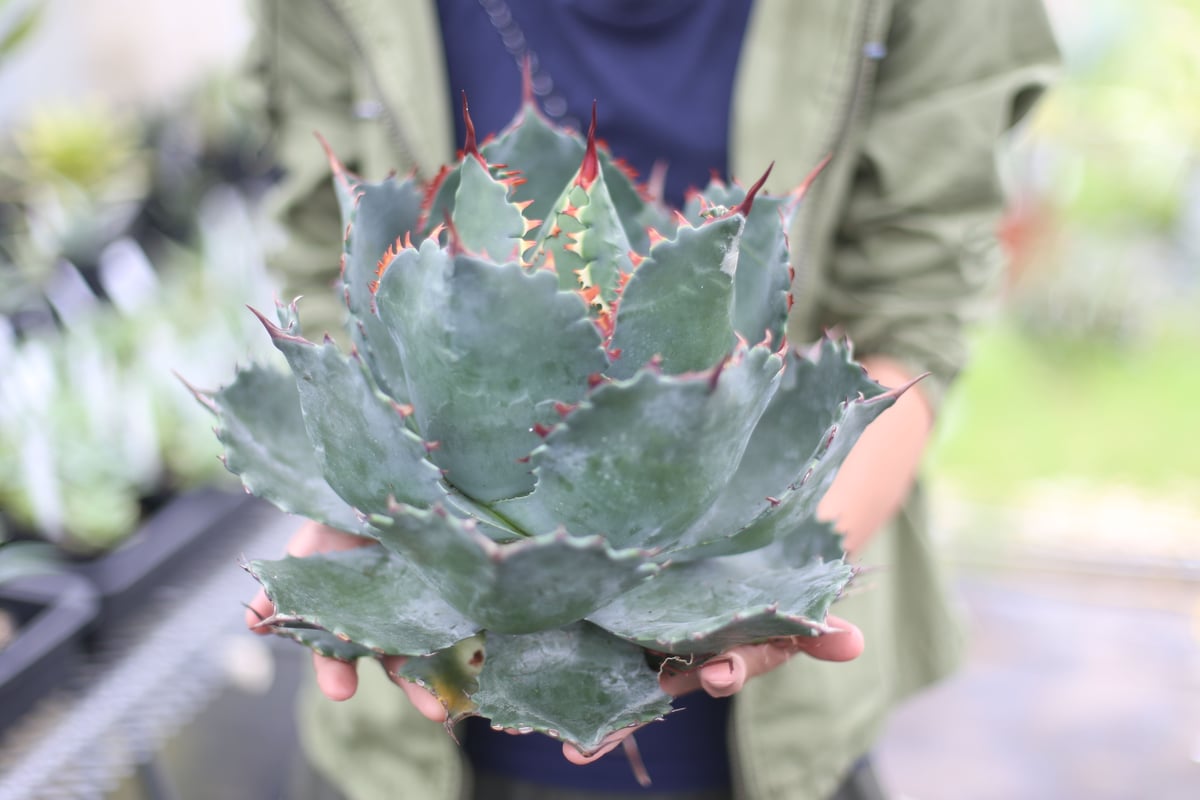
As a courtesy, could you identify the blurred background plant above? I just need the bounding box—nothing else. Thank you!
[928,0,1200,565]
[0,0,278,555]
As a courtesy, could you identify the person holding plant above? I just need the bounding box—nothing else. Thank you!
[242,1,1058,798]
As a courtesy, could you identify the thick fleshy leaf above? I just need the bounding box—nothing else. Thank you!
[471,623,673,755]
[375,241,608,502]
[669,338,886,558]
[606,215,743,379]
[370,505,659,634]
[530,121,633,312]
[202,364,360,533]
[453,155,526,260]
[339,174,423,401]
[587,541,853,655]
[391,636,485,722]
[692,378,917,558]
[257,317,445,515]
[496,346,782,549]
[275,627,373,661]
[247,547,479,656]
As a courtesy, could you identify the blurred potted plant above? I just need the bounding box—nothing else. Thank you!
[0,185,282,641]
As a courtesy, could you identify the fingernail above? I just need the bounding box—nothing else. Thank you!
[703,658,736,689]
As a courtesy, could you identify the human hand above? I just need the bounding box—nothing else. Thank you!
[561,616,864,765]
[244,520,446,719]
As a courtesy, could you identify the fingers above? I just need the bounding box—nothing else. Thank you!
[244,589,275,634]
[287,519,372,557]
[658,616,865,698]
[381,656,448,723]
[313,652,359,701]
[782,615,864,663]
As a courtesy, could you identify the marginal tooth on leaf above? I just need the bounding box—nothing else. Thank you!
[375,236,404,279]
[522,216,542,236]
[646,159,668,204]
[606,347,622,361]
[175,371,218,414]
[424,441,442,453]
[460,92,485,164]
[787,294,795,312]
[790,153,833,209]
[532,423,554,438]
[595,308,615,340]
[338,252,347,278]
[248,305,308,344]
[647,227,667,248]
[368,280,379,294]
[548,222,562,238]
[707,354,729,393]
[520,52,536,107]
[390,400,415,418]
[553,401,577,418]
[646,354,663,373]
[756,329,774,350]
[765,496,781,507]
[627,251,645,269]
[315,131,360,192]
[443,211,466,256]
[516,455,531,463]
[728,162,774,219]
[418,164,452,231]
[587,372,607,389]
[672,210,690,227]
[577,285,601,306]
[576,101,600,189]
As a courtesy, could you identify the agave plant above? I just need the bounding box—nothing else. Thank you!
[192,92,915,755]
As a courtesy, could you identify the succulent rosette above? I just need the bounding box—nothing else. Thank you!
[191,90,914,754]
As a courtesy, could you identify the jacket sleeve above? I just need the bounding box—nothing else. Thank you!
[814,0,1060,410]
[244,0,363,332]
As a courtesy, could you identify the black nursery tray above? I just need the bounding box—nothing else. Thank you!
[70,487,269,646]
[0,573,98,739]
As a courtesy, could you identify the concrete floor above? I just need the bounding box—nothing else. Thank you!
[875,568,1200,800]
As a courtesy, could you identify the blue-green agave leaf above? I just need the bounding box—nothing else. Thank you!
[606,215,743,379]
[587,540,853,655]
[370,505,659,634]
[495,345,782,550]
[197,364,361,534]
[453,154,527,260]
[669,337,887,558]
[471,623,673,756]
[327,145,422,401]
[697,377,918,558]
[254,311,445,515]
[247,547,479,656]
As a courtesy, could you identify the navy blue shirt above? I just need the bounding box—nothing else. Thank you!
[435,0,753,207]
[463,690,733,793]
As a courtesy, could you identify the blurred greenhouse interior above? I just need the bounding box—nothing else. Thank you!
[0,0,1196,798]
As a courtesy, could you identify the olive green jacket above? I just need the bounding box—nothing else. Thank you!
[247,1,1058,798]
